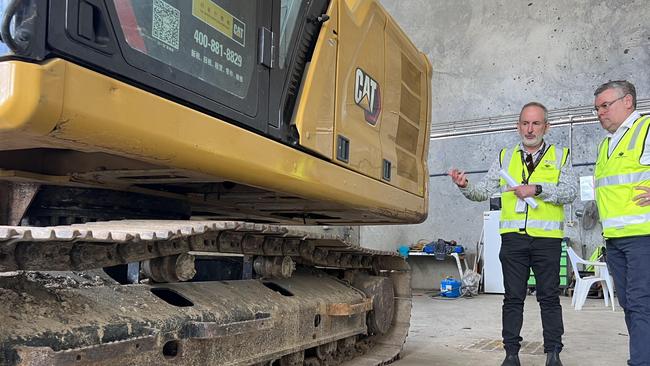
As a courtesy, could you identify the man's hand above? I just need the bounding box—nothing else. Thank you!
[507,185,537,199]
[633,186,650,206]
[448,168,468,188]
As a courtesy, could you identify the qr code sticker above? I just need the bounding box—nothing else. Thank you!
[152,0,180,50]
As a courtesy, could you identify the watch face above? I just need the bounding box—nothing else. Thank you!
[535,185,543,195]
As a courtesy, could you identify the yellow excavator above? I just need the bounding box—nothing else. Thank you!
[0,0,431,365]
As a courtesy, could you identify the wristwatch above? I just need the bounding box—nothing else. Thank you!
[534,184,543,196]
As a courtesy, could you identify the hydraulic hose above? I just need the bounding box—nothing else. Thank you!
[1,0,28,54]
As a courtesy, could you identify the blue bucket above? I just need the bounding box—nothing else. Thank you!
[440,277,461,298]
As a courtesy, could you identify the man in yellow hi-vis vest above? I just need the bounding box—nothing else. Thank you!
[449,102,577,366]
[593,80,650,366]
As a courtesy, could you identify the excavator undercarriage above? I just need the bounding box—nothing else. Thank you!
[0,221,411,366]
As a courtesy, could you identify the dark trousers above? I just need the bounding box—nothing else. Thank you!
[499,233,564,354]
[606,236,650,366]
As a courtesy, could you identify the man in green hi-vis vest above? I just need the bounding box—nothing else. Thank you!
[449,102,577,366]
[593,80,650,366]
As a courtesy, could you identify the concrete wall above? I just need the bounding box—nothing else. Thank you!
[361,1,650,275]
[378,0,650,122]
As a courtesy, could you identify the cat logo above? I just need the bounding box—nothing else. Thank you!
[354,68,381,125]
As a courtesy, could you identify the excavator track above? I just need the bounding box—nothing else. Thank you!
[0,221,411,366]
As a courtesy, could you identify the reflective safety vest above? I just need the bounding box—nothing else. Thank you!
[595,115,650,238]
[499,144,568,238]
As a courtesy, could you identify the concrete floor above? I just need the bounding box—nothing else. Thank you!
[393,292,629,366]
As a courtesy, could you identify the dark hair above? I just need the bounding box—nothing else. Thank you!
[594,80,637,108]
[520,102,548,123]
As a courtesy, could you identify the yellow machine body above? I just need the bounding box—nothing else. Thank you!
[0,0,431,225]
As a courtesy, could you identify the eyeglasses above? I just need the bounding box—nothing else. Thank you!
[592,95,625,116]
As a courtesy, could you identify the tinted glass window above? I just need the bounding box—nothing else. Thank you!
[279,0,303,69]
[113,0,256,99]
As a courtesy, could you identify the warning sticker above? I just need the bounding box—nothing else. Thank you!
[192,0,246,47]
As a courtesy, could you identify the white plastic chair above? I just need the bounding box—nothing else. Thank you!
[596,264,616,311]
[567,247,615,311]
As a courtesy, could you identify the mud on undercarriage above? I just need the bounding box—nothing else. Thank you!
[0,221,411,366]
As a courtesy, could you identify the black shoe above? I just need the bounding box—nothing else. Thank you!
[501,354,521,366]
[545,351,563,366]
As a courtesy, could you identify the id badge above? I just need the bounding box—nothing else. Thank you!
[515,198,527,213]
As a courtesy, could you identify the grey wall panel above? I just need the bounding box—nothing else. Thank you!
[379,0,650,124]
